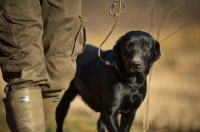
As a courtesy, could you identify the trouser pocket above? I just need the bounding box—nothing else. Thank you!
[71,15,86,60]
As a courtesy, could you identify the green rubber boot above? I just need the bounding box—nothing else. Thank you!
[3,87,45,132]
[42,89,66,129]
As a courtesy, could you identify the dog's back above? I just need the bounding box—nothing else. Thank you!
[76,44,99,66]
[71,44,114,112]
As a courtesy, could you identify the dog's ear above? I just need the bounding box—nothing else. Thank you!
[113,36,123,52]
[113,36,123,64]
[151,41,161,64]
[113,36,123,53]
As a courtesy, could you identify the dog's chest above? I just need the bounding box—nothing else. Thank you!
[119,89,143,114]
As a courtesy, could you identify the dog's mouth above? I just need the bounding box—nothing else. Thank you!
[127,67,143,73]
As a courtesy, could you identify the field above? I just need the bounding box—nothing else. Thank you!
[0,0,200,132]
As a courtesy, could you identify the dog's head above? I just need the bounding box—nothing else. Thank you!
[113,31,161,74]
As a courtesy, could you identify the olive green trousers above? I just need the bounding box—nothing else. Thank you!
[0,0,86,130]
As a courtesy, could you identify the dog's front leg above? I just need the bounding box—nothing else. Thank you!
[102,85,128,132]
[102,113,121,132]
[120,94,143,132]
[120,112,136,132]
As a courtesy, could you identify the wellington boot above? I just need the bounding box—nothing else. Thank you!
[43,89,66,129]
[3,87,45,132]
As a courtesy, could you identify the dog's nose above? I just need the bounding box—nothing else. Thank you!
[132,61,141,68]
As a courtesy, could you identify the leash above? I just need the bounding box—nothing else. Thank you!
[98,0,126,77]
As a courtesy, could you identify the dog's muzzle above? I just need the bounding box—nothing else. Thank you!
[131,60,141,69]
[126,58,143,73]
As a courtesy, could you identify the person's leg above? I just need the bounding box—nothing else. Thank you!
[0,0,47,131]
[40,0,86,128]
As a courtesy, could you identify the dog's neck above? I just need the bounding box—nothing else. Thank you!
[122,71,146,89]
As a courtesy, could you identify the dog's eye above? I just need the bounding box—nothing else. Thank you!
[143,44,150,51]
[125,44,129,49]
[125,44,133,50]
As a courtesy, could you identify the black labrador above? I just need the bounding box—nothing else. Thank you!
[56,31,161,132]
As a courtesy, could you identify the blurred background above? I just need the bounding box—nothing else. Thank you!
[0,0,200,132]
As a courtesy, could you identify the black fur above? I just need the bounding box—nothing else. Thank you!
[56,31,161,132]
